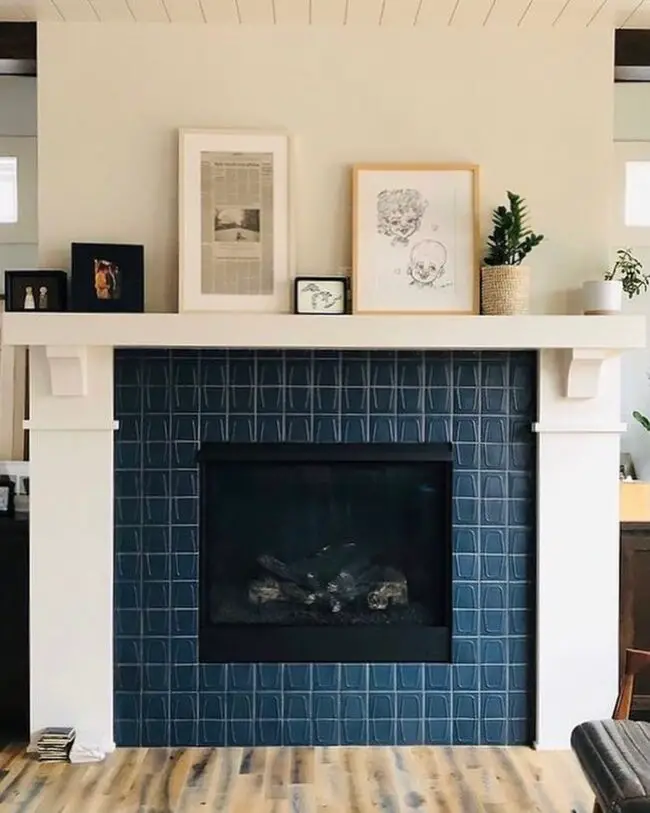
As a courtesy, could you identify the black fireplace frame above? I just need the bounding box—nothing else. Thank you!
[197,443,453,664]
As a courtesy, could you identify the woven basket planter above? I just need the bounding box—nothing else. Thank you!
[481,264,531,315]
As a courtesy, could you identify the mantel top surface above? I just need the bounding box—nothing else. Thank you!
[0,312,645,352]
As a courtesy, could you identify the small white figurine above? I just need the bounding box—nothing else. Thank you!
[38,286,48,310]
[23,286,35,310]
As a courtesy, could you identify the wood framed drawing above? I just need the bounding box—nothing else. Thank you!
[179,129,292,313]
[352,163,480,314]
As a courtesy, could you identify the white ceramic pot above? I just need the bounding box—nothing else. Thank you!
[582,280,622,315]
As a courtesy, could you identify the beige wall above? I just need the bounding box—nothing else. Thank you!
[37,24,614,313]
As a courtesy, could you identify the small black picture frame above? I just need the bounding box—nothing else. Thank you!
[71,242,144,313]
[294,276,348,315]
[4,270,68,312]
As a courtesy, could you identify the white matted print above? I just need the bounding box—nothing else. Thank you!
[294,277,347,315]
[352,164,479,314]
[179,129,292,313]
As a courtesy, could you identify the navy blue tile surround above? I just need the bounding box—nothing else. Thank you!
[114,349,537,747]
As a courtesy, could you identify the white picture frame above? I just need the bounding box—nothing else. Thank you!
[178,129,292,313]
[352,163,480,315]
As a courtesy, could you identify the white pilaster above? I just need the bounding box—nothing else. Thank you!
[28,345,116,756]
[534,349,621,749]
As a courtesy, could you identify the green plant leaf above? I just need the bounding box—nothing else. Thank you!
[633,410,650,432]
[483,191,544,266]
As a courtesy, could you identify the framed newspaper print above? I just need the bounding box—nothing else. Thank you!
[352,163,480,314]
[179,129,291,313]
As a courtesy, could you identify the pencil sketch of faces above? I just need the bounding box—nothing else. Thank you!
[376,188,428,246]
[407,240,449,288]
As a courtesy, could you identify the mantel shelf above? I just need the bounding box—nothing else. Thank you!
[1,312,645,351]
[1,312,645,400]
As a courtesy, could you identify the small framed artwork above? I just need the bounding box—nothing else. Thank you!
[294,276,347,315]
[70,242,144,312]
[179,129,292,313]
[352,163,480,314]
[4,270,68,312]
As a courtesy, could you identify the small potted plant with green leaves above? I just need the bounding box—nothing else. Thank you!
[582,248,649,314]
[482,191,545,315]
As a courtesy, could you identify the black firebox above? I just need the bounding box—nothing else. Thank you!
[198,443,453,663]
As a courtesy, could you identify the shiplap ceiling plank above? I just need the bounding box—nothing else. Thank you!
[311,0,345,24]
[49,0,98,20]
[127,0,168,20]
[449,0,498,25]
[551,0,611,26]
[414,0,461,26]
[623,0,650,23]
[237,0,273,23]
[200,0,239,22]
[518,0,607,26]
[3,0,646,25]
[617,0,647,25]
[31,0,62,20]
[483,0,534,26]
[379,0,421,25]
[164,0,205,21]
[0,2,28,19]
[274,0,309,23]
[91,0,134,21]
[345,0,383,25]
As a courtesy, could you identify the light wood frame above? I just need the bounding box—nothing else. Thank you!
[352,163,480,315]
[178,129,292,314]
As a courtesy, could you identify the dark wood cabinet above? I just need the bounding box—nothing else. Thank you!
[621,522,650,717]
[0,518,29,741]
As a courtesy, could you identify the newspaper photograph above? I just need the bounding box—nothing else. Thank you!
[200,151,275,296]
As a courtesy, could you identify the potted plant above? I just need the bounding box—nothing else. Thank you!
[582,248,649,315]
[481,191,545,315]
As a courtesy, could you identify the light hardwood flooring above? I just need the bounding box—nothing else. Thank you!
[0,743,593,813]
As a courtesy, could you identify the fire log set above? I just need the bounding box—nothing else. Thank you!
[247,543,409,615]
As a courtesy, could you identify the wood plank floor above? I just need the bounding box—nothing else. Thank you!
[0,743,593,813]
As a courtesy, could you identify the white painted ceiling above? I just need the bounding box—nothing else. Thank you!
[0,0,648,28]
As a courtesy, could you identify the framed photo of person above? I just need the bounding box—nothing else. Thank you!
[178,129,292,313]
[352,163,480,315]
[4,270,68,312]
[70,242,144,312]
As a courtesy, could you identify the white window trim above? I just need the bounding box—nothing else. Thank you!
[614,141,650,246]
[0,156,18,224]
[0,136,36,244]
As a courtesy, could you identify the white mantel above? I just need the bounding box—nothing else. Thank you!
[2,312,645,757]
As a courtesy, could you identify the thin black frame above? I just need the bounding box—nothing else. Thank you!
[4,270,68,312]
[197,442,453,664]
[70,242,144,313]
[293,276,348,315]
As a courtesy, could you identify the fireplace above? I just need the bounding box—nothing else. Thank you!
[198,442,453,663]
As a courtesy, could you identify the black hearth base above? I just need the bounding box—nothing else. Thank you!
[199,624,451,663]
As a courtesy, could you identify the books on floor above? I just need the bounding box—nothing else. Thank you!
[35,727,76,762]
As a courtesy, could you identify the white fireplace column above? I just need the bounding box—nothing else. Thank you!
[12,313,641,758]
[534,349,622,748]
[28,345,116,755]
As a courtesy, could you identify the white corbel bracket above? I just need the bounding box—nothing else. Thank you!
[563,347,617,399]
[45,345,88,397]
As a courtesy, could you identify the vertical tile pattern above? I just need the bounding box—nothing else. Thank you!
[114,349,537,747]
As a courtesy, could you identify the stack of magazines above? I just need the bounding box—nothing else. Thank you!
[35,727,76,762]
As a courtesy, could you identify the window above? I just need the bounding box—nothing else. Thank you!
[625,161,650,227]
[0,157,18,224]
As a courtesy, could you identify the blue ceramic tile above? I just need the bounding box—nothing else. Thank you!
[114,349,537,748]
